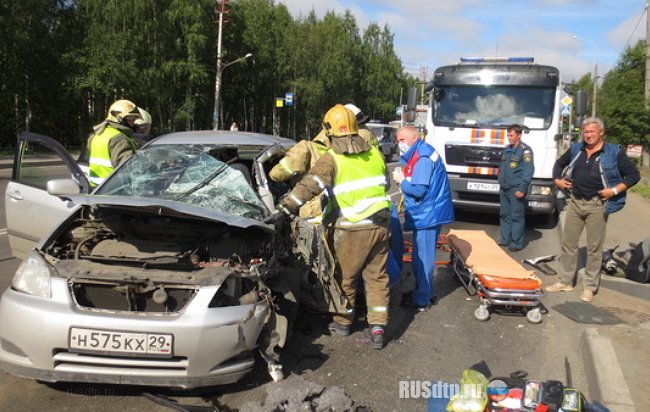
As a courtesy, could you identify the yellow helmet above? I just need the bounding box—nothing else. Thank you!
[323,104,358,137]
[107,99,141,124]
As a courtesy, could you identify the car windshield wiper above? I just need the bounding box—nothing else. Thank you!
[172,163,230,201]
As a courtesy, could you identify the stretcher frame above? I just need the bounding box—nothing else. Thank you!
[442,231,546,323]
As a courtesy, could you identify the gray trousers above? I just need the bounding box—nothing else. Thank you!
[559,197,608,292]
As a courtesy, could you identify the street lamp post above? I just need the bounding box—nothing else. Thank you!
[212,52,252,130]
[572,35,598,117]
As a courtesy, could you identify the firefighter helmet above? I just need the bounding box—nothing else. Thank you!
[134,107,152,134]
[344,103,369,125]
[323,104,358,137]
[107,99,141,124]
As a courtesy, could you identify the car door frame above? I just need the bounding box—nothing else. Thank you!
[5,132,90,258]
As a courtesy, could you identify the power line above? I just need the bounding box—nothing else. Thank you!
[624,3,647,50]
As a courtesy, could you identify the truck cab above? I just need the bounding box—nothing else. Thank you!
[425,57,562,218]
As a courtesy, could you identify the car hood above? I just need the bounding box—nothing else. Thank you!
[65,194,275,233]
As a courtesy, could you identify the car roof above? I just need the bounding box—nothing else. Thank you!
[148,130,295,148]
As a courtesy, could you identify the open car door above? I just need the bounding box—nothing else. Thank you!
[5,132,90,258]
[253,143,351,315]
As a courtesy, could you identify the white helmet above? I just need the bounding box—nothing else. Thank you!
[135,107,152,134]
[344,103,369,124]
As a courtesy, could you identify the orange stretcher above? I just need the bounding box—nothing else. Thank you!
[444,229,545,323]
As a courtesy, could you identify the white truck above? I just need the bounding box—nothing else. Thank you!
[424,57,563,220]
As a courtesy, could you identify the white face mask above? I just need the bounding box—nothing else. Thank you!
[399,142,410,154]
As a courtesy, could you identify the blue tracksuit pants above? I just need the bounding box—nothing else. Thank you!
[411,225,440,306]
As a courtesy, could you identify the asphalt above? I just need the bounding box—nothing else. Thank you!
[2,154,649,411]
[557,191,650,412]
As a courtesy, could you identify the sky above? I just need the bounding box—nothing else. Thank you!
[276,0,648,84]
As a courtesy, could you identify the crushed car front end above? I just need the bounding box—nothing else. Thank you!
[0,200,280,389]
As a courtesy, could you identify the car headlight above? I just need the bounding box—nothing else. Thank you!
[11,250,55,298]
[529,185,553,196]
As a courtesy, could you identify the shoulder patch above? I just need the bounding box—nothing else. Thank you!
[524,153,532,162]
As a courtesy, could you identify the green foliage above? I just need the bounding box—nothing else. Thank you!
[0,0,408,147]
[598,41,650,146]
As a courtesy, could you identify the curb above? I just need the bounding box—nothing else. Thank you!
[580,328,636,411]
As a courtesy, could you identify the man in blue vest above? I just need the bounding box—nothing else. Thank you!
[278,104,391,350]
[497,124,534,252]
[548,117,640,302]
[87,99,142,187]
[392,126,454,311]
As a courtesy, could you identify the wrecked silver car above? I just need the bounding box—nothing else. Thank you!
[1,131,348,389]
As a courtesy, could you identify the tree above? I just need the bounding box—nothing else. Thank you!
[599,40,650,147]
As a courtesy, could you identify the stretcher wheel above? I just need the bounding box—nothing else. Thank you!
[526,308,542,324]
[474,306,490,322]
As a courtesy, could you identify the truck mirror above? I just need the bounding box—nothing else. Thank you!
[406,87,418,111]
[575,90,587,116]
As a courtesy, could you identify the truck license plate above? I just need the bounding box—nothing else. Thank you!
[467,182,500,192]
[69,327,173,357]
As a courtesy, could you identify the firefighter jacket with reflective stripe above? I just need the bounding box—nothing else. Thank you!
[330,146,390,224]
[269,136,329,182]
[280,136,390,227]
[88,124,138,186]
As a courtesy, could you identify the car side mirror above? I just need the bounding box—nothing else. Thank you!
[47,179,82,197]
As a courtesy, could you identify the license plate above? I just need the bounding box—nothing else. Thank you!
[69,327,173,357]
[467,181,500,192]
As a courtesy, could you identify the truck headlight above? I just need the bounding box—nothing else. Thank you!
[529,185,553,196]
[11,250,54,298]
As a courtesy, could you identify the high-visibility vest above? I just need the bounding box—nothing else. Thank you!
[88,126,134,186]
[330,146,390,224]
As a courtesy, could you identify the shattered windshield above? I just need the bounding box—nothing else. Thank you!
[97,144,269,220]
[433,85,555,129]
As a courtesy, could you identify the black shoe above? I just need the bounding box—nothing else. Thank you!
[508,246,523,252]
[370,325,384,350]
[497,241,508,247]
[401,295,431,312]
[328,321,350,336]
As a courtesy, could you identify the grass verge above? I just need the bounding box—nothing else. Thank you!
[631,166,650,200]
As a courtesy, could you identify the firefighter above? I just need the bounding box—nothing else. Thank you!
[344,103,379,148]
[87,99,142,186]
[269,128,332,218]
[278,104,391,350]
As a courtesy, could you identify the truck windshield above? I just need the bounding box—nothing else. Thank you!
[433,85,555,130]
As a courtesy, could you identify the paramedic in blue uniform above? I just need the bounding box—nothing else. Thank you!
[392,126,454,311]
[497,124,534,251]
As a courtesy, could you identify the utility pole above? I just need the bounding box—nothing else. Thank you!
[212,0,227,130]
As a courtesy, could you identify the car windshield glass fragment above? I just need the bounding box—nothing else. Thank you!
[97,144,268,220]
[433,85,555,129]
